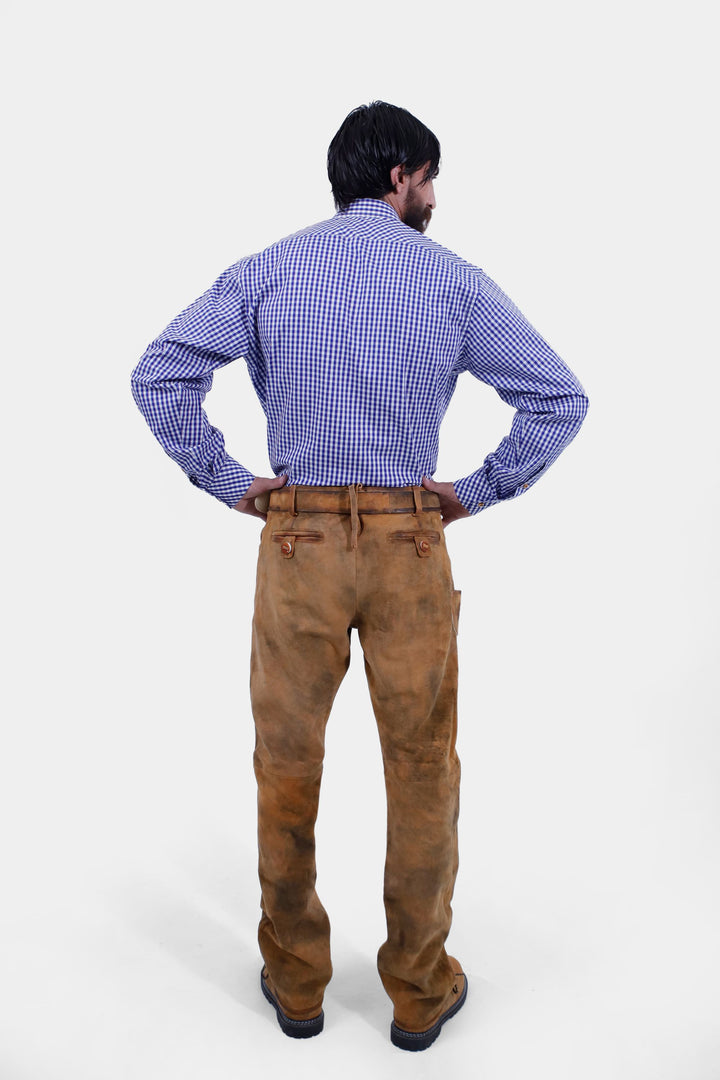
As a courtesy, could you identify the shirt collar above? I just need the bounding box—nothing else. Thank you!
[338,198,401,222]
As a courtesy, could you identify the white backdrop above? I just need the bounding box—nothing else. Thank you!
[2,1,718,1077]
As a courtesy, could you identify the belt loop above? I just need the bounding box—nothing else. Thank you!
[291,485,298,517]
[348,483,360,549]
[412,485,423,518]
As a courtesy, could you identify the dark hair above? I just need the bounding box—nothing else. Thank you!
[327,101,441,211]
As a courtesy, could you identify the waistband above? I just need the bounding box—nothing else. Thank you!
[259,484,441,550]
[262,484,441,516]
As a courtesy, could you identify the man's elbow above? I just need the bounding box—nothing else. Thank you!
[552,388,589,442]
[552,388,589,427]
[130,346,160,413]
[130,345,154,389]
[576,390,590,425]
[563,391,589,448]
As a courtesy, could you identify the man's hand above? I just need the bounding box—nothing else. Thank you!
[421,475,472,527]
[233,473,288,520]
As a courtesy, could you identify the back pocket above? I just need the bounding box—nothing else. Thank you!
[388,530,441,558]
[271,531,324,559]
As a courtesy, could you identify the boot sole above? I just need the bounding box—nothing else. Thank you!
[260,969,324,1039]
[390,974,468,1051]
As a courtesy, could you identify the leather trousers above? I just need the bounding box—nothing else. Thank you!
[249,484,462,1032]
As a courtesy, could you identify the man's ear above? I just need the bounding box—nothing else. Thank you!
[389,164,407,192]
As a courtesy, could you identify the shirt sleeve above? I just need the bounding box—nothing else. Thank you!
[453,272,589,514]
[130,261,255,508]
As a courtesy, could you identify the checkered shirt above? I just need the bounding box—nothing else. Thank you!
[131,199,588,513]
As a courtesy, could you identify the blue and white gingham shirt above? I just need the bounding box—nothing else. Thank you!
[131,199,588,513]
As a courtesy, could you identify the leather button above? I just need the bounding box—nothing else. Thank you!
[280,540,293,555]
[414,535,432,557]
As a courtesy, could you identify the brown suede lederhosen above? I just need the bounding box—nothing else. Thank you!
[250,483,462,1032]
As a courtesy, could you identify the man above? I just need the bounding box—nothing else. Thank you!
[131,101,589,1052]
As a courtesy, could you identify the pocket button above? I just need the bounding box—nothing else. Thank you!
[414,536,432,558]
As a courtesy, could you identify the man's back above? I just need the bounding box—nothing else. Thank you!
[236,198,475,486]
[134,198,586,513]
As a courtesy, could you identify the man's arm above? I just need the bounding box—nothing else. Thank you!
[452,273,589,514]
[130,261,259,508]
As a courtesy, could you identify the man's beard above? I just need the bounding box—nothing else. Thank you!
[403,200,432,234]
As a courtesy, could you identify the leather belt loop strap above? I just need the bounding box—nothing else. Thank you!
[412,485,423,518]
[291,485,298,517]
[348,483,360,549]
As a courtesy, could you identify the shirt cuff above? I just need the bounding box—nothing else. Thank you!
[186,456,256,508]
[455,461,549,514]
[453,471,499,515]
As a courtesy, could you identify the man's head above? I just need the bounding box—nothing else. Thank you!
[327,101,440,232]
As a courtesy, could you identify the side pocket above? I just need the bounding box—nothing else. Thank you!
[451,589,462,635]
